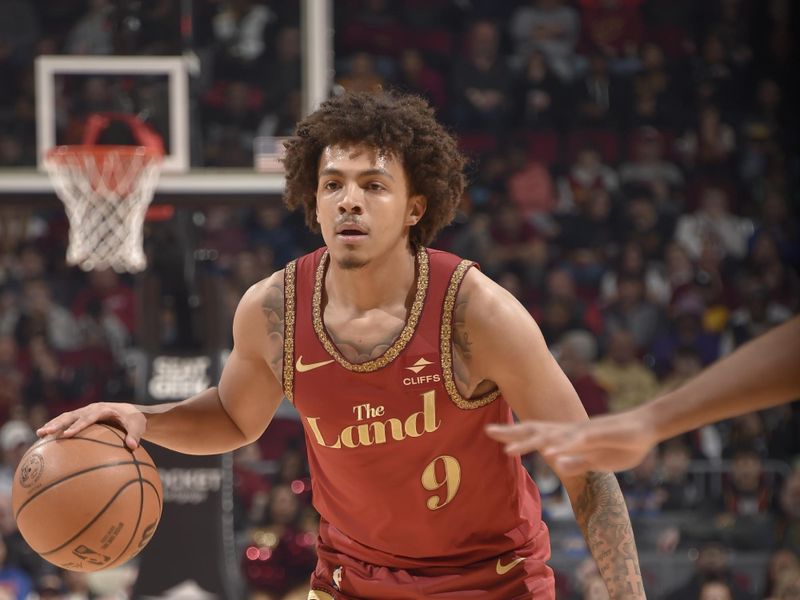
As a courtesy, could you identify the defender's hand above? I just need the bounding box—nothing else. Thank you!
[486,413,657,476]
[37,402,146,450]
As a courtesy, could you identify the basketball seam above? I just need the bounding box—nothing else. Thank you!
[39,478,142,556]
[105,449,145,569]
[102,478,162,569]
[29,437,127,452]
[14,460,157,520]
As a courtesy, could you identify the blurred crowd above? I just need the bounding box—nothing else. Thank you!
[0,0,799,599]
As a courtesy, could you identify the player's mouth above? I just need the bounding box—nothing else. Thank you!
[335,223,369,243]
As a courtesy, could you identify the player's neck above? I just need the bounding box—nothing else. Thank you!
[325,244,417,313]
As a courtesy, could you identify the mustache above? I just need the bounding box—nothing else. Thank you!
[335,216,368,230]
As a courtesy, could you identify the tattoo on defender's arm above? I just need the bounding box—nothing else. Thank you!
[573,472,645,599]
[261,281,285,385]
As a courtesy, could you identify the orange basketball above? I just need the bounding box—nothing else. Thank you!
[11,423,162,572]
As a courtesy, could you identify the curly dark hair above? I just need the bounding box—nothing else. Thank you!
[282,91,466,247]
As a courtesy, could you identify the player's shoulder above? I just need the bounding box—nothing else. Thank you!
[456,265,535,334]
[235,269,286,324]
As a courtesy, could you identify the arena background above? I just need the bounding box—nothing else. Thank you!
[0,1,798,599]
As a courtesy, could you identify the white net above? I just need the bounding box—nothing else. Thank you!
[44,146,162,272]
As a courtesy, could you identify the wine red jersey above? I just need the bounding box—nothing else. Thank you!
[283,247,550,569]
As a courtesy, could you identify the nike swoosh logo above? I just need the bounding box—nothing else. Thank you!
[496,556,525,575]
[296,356,335,373]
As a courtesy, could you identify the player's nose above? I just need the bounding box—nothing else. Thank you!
[337,184,363,214]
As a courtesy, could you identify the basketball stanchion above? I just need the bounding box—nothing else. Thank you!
[43,113,164,273]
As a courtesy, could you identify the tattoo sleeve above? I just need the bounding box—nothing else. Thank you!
[261,280,285,385]
[572,472,645,599]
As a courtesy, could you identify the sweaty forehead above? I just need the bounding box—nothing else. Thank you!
[318,144,401,173]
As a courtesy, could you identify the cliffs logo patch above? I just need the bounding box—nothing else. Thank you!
[18,453,44,488]
[405,357,433,374]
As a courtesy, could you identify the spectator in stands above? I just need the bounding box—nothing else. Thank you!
[394,49,446,113]
[754,190,800,267]
[675,186,753,262]
[64,0,113,55]
[0,534,32,600]
[619,446,665,516]
[336,52,384,94]
[556,188,618,267]
[203,81,266,167]
[763,548,800,600]
[535,267,603,343]
[484,202,542,281]
[515,50,567,130]
[660,438,702,511]
[212,0,276,82]
[0,336,22,423]
[242,484,316,598]
[72,269,136,337]
[593,328,659,413]
[554,330,608,416]
[619,128,684,208]
[775,471,800,556]
[660,242,698,306]
[263,26,301,113]
[650,292,721,375]
[579,0,644,72]
[508,0,580,80]
[600,241,670,306]
[692,32,740,112]
[507,151,558,219]
[676,104,737,175]
[602,273,664,351]
[771,567,800,600]
[710,445,776,551]
[12,279,82,351]
[572,54,623,128]
[451,20,512,130]
[699,579,735,600]
[665,538,754,600]
[557,145,619,214]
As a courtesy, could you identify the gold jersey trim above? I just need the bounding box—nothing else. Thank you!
[283,260,297,402]
[312,246,429,372]
[440,260,501,409]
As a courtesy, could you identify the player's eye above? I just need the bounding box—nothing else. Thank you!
[367,182,385,192]
[323,181,340,191]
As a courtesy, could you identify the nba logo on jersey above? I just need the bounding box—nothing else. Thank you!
[403,355,441,386]
[332,566,343,590]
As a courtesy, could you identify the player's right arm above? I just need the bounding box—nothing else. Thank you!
[489,315,800,474]
[37,272,287,453]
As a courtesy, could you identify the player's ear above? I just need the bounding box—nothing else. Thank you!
[406,194,427,227]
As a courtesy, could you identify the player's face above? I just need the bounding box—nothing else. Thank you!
[315,144,425,269]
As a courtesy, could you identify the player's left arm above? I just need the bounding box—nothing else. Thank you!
[458,269,645,599]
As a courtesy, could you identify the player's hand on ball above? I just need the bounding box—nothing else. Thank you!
[37,402,146,450]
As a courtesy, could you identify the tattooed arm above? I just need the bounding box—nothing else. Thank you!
[39,271,286,454]
[452,268,644,598]
[568,472,645,598]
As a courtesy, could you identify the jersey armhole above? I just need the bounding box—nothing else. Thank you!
[440,260,501,410]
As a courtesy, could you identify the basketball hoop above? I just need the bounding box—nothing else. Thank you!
[44,114,164,273]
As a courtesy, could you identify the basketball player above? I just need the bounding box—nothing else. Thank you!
[38,92,644,599]
[487,316,800,476]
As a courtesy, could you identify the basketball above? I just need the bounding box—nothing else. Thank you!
[11,423,162,573]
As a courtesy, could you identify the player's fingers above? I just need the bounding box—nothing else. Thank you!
[120,418,144,450]
[502,439,546,456]
[485,422,553,443]
[36,412,78,437]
